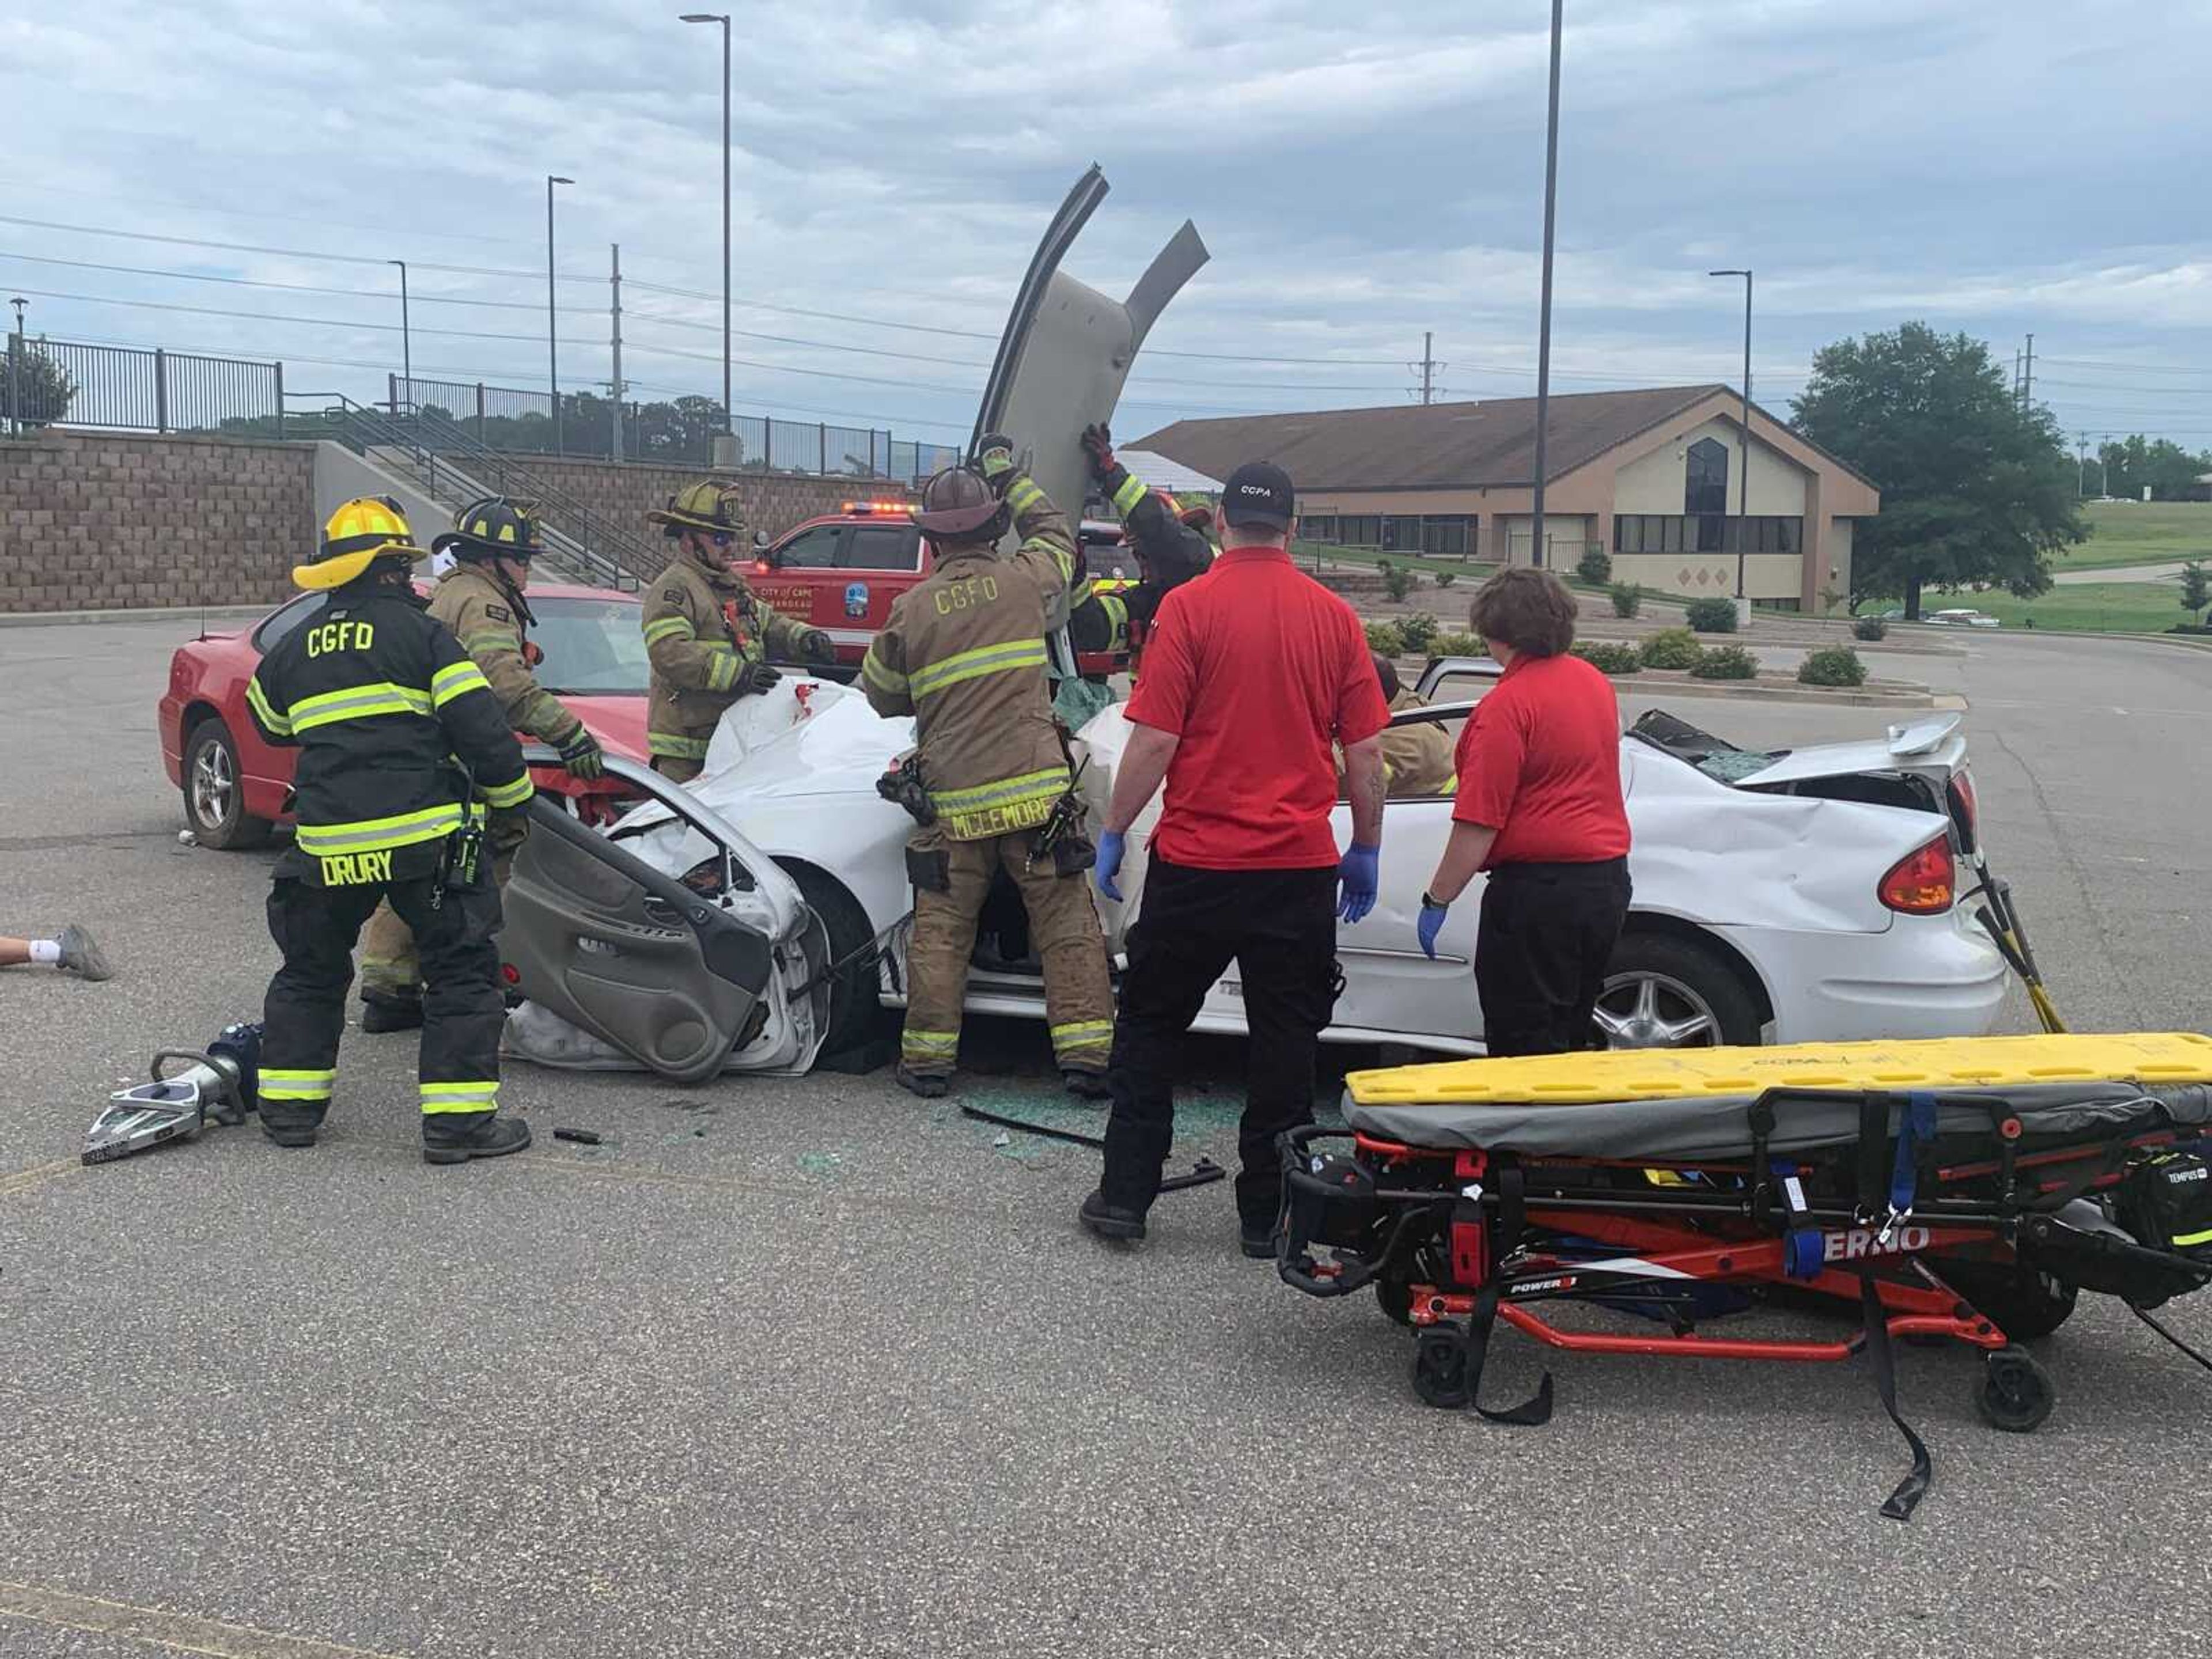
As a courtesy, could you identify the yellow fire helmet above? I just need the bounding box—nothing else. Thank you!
[296,495,429,590]
[646,479,745,537]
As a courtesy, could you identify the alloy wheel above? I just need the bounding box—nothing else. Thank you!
[1592,970,1721,1049]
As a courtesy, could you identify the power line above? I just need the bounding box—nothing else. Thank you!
[3,286,547,344]
[0,250,568,313]
[0,214,581,285]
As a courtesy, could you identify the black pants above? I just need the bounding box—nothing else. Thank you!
[260,863,506,1135]
[1099,859,1339,1225]
[1474,857,1632,1058]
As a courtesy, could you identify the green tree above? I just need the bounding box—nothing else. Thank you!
[1,339,78,428]
[2181,560,2211,624]
[2097,434,2212,501]
[1791,323,2082,619]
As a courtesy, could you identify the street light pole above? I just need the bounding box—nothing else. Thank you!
[681,13,734,435]
[1528,0,1564,570]
[547,175,574,454]
[387,259,410,417]
[7,296,25,438]
[1708,267,1753,604]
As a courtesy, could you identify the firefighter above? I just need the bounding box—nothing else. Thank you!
[641,480,836,782]
[1074,421,1213,669]
[860,437,1115,1101]
[1363,652,1459,798]
[244,497,535,1164]
[355,497,605,1032]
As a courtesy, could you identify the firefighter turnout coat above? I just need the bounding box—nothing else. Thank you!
[429,562,586,747]
[245,583,533,884]
[641,540,812,770]
[859,471,1081,839]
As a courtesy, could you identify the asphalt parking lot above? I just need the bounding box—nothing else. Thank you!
[4,615,2211,1658]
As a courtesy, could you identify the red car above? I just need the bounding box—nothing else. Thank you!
[160,582,652,849]
[750,500,1134,675]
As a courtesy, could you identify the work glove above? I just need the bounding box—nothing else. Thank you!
[557,726,606,781]
[1336,842,1381,925]
[745,661,783,696]
[797,626,836,665]
[1416,895,1450,959]
[1094,829,1126,902]
[975,432,1017,493]
[1080,422,1116,482]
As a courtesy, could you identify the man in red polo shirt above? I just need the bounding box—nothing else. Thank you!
[1416,567,1631,1056]
[1081,460,1391,1254]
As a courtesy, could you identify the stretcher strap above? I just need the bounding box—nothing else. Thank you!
[2130,1304,2212,1376]
[1464,1283,1554,1428]
[1860,1274,1932,1521]
[1891,1091,1937,1215]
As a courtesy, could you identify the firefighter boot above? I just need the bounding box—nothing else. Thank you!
[422,1111,532,1165]
[360,988,425,1033]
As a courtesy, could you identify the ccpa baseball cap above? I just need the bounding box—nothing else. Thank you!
[1221,460,1294,531]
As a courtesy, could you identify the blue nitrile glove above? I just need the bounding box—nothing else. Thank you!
[1417,896,1450,959]
[1096,830,1126,902]
[1337,842,1380,923]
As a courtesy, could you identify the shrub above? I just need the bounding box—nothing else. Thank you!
[1377,559,1415,601]
[1797,646,1869,688]
[1609,582,1641,618]
[1434,569,1456,588]
[1638,627,1705,671]
[1690,643,1759,680]
[1433,630,1484,658]
[1852,616,1888,642]
[1684,597,1738,634]
[1575,547,1613,586]
[1396,611,1440,653]
[1363,619,1403,656]
[1571,640,1642,675]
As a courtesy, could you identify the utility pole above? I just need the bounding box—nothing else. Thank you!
[1709,268,1753,606]
[2013,347,2023,407]
[610,243,624,463]
[2021,332,2035,410]
[7,296,24,438]
[1421,332,1435,404]
[2076,431,2088,498]
[546,174,574,454]
[387,260,410,418]
[681,12,734,435]
[1528,0,1565,570]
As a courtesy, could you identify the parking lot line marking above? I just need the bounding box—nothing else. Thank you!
[0,1580,413,1659]
[0,1158,83,1201]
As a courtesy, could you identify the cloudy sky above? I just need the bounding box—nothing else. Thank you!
[5,0,2210,456]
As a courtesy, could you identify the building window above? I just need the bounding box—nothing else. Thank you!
[1421,516,1471,556]
[1685,437,1730,516]
[1338,516,1381,546]
[1616,513,1805,559]
[1381,515,1423,551]
[1301,515,1338,544]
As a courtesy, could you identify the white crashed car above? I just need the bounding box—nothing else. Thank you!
[501,665,2013,1071]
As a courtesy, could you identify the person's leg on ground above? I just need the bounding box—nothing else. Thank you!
[0,927,111,979]
[389,871,525,1164]
[1474,866,1582,1058]
[1006,838,1115,1097]
[1229,866,1340,1250]
[355,900,422,1031]
[1092,861,1237,1236]
[260,878,382,1146]
[897,835,992,1097]
[1561,860,1634,1051]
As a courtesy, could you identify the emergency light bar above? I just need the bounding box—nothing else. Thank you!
[840,500,914,516]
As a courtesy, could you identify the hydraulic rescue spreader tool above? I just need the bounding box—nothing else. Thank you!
[82,1021,263,1165]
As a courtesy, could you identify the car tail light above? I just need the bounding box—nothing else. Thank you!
[1879,835,1956,914]
[1947,770,1979,854]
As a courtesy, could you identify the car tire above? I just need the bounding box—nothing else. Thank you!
[1593,932,1763,1050]
[783,863,897,1060]
[182,717,275,850]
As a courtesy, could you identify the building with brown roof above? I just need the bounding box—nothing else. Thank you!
[1132,384,1880,611]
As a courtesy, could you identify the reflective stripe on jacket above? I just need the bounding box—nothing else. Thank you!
[641,541,805,762]
[429,562,582,746]
[859,472,1078,839]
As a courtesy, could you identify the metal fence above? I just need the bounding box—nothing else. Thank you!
[392,374,958,483]
[4,336,281,436]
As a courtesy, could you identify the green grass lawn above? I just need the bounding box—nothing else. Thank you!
[2054,499,2212,572]
[1972,580,2206,633]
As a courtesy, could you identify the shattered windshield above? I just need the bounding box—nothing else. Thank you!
[1626,709,1786,782]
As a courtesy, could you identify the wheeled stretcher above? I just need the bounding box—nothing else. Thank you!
[1275,1033,2212,1518]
